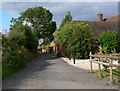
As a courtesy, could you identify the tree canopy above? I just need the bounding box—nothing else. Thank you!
[60,11,72,28]
[55,21,96,59]
[18,6,56,39]
[9,21,38,52]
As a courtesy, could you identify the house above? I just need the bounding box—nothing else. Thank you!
[52,14,119,56]
[103,14,120,22]
[50,39,67,56]
[74,14,119,38]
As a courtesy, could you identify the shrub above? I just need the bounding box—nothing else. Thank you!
[55,22,96,59]
[9,22,38,52]
[2,36,33,79]
[99,30,120,53]
[2,63,12,79]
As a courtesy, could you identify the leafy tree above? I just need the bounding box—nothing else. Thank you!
[99,30,120,53]
[42,21,56,41]
[60,11,72,28]
[42,37,50,45]
[0,32,1,46]
[19,6,56,39]
[118,36,120,53]
[55,21,95,59]
[9,21,38,52]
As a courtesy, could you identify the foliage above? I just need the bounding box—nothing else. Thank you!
[55,21,95,59]
[40,44,50,50]
[0,32,1,45]
[118,37,120,53]
[19,6,56,39]
[44,21,56,41]
[3,16,38,77]
[9,21,38,52]
[93,69,120,85]
[2,35,33,79]
[2,6,56,79]
[98,30,120,53]
[42,37,50,45]
[2,63,12,79]
[60,11,72,28]
[54,10,73,45]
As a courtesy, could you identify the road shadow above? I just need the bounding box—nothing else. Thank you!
[2,53,59,89]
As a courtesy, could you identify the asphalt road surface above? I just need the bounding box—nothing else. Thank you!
[2,53,118,89]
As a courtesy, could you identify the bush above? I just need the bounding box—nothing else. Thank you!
[9,22,38,52]
[2,63,12,79]
[2,36,33,79]
[55,22,96,59]
[99,30,120,53]
[2,17,39,79]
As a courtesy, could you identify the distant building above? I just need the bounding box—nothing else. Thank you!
[50,39,58,53]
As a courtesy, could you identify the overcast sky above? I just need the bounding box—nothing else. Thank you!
[0,2,118,31]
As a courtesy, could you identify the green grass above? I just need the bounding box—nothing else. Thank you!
[0,62,1,80]
[91,69,120,85]
[2,63,14,79]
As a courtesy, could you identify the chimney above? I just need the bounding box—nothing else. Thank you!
[98,13,103,22]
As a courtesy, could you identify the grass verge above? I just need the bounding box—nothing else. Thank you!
[91,69,120,85]
[2,63,14,79]
[0,62,1,80]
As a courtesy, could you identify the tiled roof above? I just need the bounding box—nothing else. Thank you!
[104,15,120,22]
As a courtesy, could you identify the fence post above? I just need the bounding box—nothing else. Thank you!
[109,58,113,82]
[98,58,101,78]
[90,52,92,72]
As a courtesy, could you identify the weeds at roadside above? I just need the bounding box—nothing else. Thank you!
[90,69,120,85]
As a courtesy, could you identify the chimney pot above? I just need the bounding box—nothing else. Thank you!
[98,13,103,22]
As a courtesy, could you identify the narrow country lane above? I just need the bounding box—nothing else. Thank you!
[2,53,118,89]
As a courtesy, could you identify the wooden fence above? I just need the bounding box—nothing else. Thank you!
[89,52,120,82]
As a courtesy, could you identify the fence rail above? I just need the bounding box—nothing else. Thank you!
[89,52,120,82]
